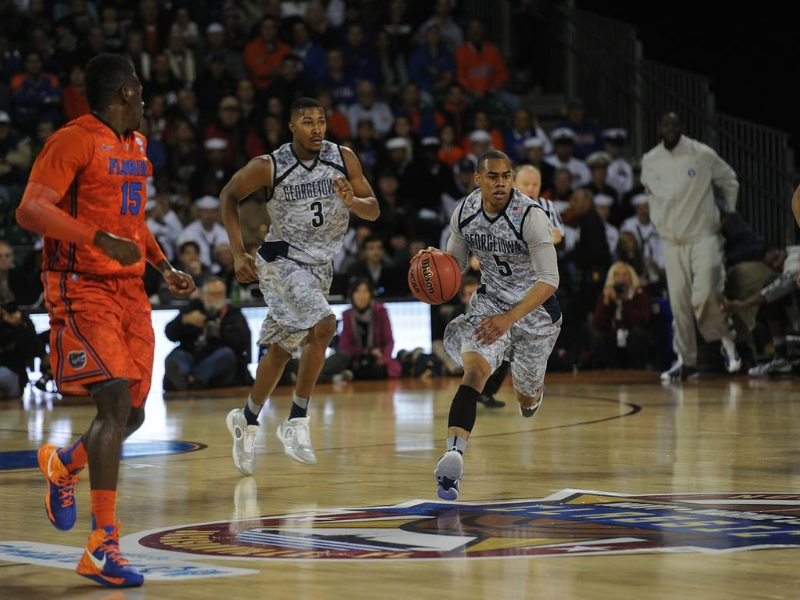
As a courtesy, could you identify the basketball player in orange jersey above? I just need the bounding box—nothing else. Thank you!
[15,54,195,588]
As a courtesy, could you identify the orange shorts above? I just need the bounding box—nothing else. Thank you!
[44,271,154,407]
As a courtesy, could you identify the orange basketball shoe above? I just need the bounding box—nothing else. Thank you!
[76,522,144,587]
[38,444,79,531]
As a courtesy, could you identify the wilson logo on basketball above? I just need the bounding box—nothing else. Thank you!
[133,490,800,561]
[408,250,461,305]
[420,258,435,295]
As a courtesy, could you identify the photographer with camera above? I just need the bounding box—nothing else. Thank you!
[592,261,651,369]
[0,293,43,399]
[163,277,252,391]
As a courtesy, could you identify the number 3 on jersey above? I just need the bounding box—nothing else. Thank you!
[310,201,324,227]
[121,181,142,215]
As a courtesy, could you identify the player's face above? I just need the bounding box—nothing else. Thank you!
[290,107,326,155]
[661,113,682,147]
[476,158,513,207]
[127,75,145,131]
[515,169,541,199]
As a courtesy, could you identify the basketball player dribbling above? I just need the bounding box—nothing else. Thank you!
[431,150,562,500]
[15,54,196,587]
[221,97,379,476]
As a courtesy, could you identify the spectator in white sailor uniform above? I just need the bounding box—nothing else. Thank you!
[466,129,493,161]
[545,128,591,188]
[594,194,618,259]
[603,128,634,198]
[641,112,741,381]
[621,194,665,279]
[521,136,555,194]
[178,195,230,269]
[584,151,621,223]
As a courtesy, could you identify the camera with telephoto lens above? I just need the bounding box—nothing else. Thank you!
[613,283,626,296]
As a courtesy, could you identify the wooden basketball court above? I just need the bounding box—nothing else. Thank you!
[1,371,799,599]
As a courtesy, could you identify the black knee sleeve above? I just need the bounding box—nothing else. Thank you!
[447,385,480,432]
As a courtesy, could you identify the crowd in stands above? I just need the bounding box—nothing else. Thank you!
[0,0,795,385]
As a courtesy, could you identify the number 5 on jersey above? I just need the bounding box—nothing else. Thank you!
[121,181,142,215]
[310,201,324,227]
[493,255,512,276]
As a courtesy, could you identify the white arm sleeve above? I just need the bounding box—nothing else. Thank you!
[447,204,470,270]
[522,207,559,288]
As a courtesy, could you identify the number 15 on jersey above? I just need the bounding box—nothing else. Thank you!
[121,181,142,215]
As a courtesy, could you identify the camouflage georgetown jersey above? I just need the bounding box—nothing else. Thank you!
[456,188,557,312]
[259,140,350,265]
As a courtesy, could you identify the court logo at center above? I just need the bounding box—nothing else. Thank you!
[134,490,800,561]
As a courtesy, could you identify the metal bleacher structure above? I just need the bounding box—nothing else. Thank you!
[471,0,796,247]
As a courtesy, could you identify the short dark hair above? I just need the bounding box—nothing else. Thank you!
[348,276,373,300]
[178,240,201,255]
[85,53,136,111]
[290,97,323,118]
[361,234,383,250]
[476,150,510,173]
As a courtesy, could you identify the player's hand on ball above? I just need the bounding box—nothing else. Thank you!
[333,176,355,206]
[94,230,142,266]
[164,268,196,297]
[475,313,514,346]
[234,252,259,283]
[415,246,442,258]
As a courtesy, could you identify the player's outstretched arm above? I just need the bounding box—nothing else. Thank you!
[338,147,380,221]
[220,155,272,283]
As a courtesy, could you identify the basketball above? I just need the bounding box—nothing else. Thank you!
[407,249,462,305]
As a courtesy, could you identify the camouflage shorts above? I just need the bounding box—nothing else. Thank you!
[256,255,334,358]
[443,292,561,397]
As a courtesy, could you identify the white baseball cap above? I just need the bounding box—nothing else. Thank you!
[195,196,220,209]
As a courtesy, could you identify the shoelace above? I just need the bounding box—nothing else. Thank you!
[98,528,130,567]
[54,473,78,507]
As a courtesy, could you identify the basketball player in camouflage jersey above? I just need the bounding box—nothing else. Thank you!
[434,150,561,500]
[221,98,379,475]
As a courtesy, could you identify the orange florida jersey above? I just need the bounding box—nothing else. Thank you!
[28,114,153,276]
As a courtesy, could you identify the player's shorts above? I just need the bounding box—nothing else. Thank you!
[444,290,561,397]
[44,271,154,407]
[256,253,334,358]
